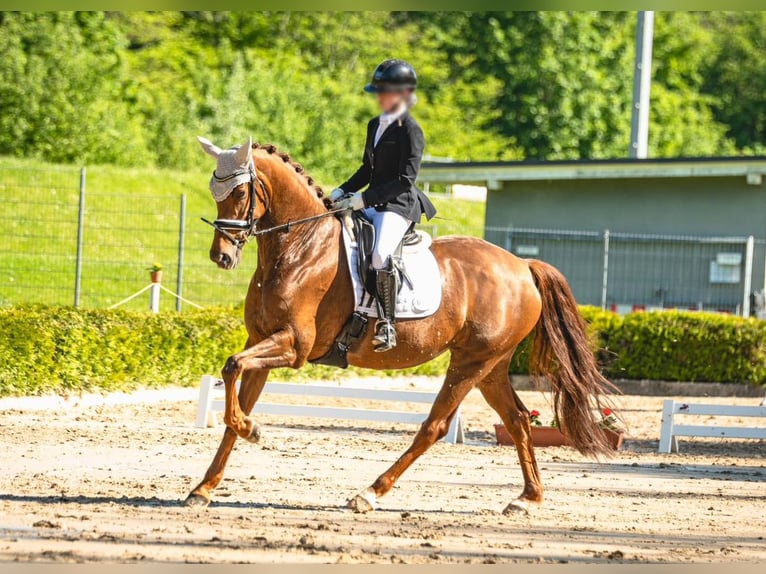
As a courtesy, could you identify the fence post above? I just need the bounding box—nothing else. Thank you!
[601,229,610,311]
[149,281,161,313]
[73,167,86,307]
[742,235,754,317]
[176,194,187,312]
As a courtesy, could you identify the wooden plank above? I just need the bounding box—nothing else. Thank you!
[671,403,766,418]
[208,379,440,404]
[672,424,766,440]
[260,382,439,404]
[249,402,427,425]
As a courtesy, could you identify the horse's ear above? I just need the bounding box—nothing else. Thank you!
[197,136,222,159]
[235,136,253,166]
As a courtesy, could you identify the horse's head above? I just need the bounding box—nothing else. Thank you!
[198,136,268,270]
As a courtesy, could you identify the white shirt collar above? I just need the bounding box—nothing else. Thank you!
[379,104,406,126]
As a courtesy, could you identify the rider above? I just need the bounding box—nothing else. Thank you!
[330,59,437,352]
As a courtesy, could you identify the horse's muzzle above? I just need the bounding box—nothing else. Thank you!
[211,250,237,270]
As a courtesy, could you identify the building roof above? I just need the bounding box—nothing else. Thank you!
[419,156,766,187]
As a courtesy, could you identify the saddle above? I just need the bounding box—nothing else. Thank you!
[310,211,442,368]
[352,212,418,296]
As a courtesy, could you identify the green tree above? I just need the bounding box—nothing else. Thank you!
[0,12,150,165]
[700,12,766,153]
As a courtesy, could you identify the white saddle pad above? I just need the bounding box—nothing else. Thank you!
[341,223,442,319]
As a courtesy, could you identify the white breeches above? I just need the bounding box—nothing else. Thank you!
[363,207,412,270]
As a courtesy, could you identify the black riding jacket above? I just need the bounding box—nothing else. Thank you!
[340,112,437,222]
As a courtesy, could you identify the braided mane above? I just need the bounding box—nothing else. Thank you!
[252,142,329,207]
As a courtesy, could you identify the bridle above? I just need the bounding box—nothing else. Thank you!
[201,162,347,248]
[201,164,268,249]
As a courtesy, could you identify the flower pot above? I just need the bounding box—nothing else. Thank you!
[494,423,623,450]
[150,270,163,284]
[601,427,624,450]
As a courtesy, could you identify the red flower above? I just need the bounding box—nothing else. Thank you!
[602,408,613,416]
[530,410,540,417]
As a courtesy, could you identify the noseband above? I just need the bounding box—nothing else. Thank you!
[201,165,268,248]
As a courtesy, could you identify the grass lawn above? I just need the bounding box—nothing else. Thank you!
[0,156,485,310]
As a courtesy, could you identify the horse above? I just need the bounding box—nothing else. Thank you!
[185,136,614,515]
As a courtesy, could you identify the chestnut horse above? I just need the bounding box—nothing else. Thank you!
[185,138,613,515]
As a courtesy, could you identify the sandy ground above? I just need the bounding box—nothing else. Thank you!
[0,376,764,563]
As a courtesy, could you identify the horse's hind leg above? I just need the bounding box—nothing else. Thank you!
[184,368,269,508]
[479,360,543,514]
[347,354,489,513]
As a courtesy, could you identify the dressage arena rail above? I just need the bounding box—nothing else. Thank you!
[196,375,465,444]
[659,399,766,453]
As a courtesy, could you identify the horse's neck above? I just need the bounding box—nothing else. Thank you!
[255,155,336,270]
[250,158,353,343]
[258,164,325,227]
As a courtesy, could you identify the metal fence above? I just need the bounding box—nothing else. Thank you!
[2,165,763,316]
[0,166,253,311]
[484,226,764,316]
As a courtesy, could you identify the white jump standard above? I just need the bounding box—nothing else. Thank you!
[659,399,766,453]
[196,375,465,444]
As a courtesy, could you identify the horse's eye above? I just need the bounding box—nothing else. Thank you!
[234,190,246,200]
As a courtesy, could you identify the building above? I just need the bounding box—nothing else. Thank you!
[419,157,766,315]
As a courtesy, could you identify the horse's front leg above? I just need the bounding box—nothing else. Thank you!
[221,330,297,439]
[185,367,269,508]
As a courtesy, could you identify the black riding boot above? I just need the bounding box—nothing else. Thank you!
[373,264,398,352]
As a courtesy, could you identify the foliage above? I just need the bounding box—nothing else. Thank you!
[512,306,766,386]
[0,11,763,178]
[602,310,766,385]
[0,306,450,397]
[2,305,764,397]
[0,13,151,166]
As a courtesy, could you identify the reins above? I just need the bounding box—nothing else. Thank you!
[201,162,346,247]
[252,207,348,236]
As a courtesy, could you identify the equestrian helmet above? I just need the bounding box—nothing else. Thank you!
[364,59,417,93]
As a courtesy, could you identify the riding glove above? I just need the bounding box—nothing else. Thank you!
[328,188,345,203]
[335,192,365,211]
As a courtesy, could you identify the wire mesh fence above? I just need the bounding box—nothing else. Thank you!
[486,226,764,315]
[2,165,763,316]
[0,166,81,306]
[79,192,255,311]
[0,166,253,311]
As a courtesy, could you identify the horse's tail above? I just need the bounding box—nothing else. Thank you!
[527,259,617,457]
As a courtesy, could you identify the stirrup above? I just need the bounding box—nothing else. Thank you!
[372,320,396,352]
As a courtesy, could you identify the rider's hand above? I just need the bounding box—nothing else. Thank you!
[328,188,345,204]
[335,192,365,211]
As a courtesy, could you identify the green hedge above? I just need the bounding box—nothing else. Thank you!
[1,305,764,397]
[0,307,243,396]
[0,306,449,397]
[508,306,766,387]
[589,308,766,385]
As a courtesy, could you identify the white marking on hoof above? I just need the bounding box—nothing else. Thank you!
[502,499,530,515]
[347,488,377,513]
[243,419,261,444]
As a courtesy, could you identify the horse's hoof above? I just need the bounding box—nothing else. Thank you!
[184,493,210,508]
[347,489,376,514]
[502,499,530,515]
[243,419,261,444]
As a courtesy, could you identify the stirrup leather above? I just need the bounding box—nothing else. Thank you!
[373,264,398,352]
